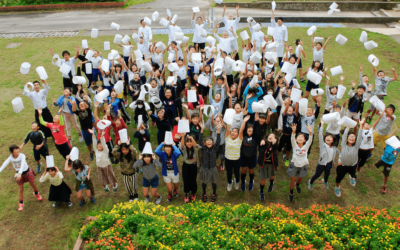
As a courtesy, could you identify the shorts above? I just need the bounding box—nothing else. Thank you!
[373,131,390,148]
[297,59,302,68]
[33,145,49,161]
[259,163,276,180]
[143,174,159,188]
[81,130,93,147]
[207,57,214,65]
[241,156,257,169]
[78,183,88,191]
[375,160,392,177]
[369,96,384,111]
[287,163,308,178]
[163,172,179,184]
[217,143,225,160]
[92,68,103,82]
[16,168,36,185]
[336,164,357,183]
[278,134,292,152]
[346,110,360,120]
[305,80,319,92]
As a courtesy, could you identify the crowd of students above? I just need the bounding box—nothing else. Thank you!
[2,6,399,211]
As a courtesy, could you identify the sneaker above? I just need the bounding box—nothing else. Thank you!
[220,163,224,171]
[79,136,83,143]
[248,180,254,192]
[53,201,60,207]
[18,203,24,211]
[128,196,134,202]
[202,193,207,202]
[34,192,43,201]
[112,184,118,194]
[288,194,294,202]
[349,176,356,186]
[145,196,150,203]
[308,180,313,191]
[268,184,274,192]
[127,120,131,125]
[334,187,341,197]
[382,185,387,194]
[300,77,306,82]
[241,181,246,192]
[211,193,217,202]
[184,194,190,203]
[283,154,286,161]
[366,153,372,162]
[104,187,110,193]
[124,101,128,108]
[285,159,290,167]
[322,179,329,189]
[167,194,172,202]
[37,163,41,173]
[152,121,155,127]
[90,197,96,204]
[140,168,143,173]
[191,193,196,201]
[259,190,265,201]
[227,182,232,192]
[234,179,240,190]
[156,195,162,204]
[133,193,139,201]
[173,190,178,198]
[90,152,94,161]
[79,199,86,207]
[357,166,361,172]
[295,183,301,193]
[68,201,73,207]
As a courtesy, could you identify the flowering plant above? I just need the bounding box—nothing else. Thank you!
[81,201,400,249]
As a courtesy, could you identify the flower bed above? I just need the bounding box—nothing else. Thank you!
[81,202,400,249]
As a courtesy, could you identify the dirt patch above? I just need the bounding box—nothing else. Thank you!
[5,43,21,48]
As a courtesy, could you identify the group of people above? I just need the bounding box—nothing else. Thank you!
[2,6,399,211]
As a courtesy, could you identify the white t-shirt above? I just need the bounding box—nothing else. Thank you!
[326,146,334,162]
[137,42,147,55]
[242,49,252,62]
[177,66,187,80]
[152,52,163,66]
[91,56,102,69]
[295,45,302,58]
[205,46,216,59]
[215,35,237,55]
[60,57,77,78]
[122,45,132,57]
[313,47,324,63]
[360,128,374,150]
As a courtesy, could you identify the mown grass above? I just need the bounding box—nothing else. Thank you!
[0,0,124,7]
[0,26,399,249]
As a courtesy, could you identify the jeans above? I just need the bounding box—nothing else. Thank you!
[310,161,333,184]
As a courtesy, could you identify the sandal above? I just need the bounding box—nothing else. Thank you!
[211,193,217,202]
[219,164,224,171]
[202,193,207,202]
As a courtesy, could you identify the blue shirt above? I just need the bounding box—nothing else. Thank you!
[72,165,89,182]
[243,85,263,114]
[381,144,399,165]
[349,98,358,112]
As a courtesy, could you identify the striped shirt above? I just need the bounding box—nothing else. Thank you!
[225,136,242,160]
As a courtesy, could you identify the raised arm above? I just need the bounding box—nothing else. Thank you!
[239,115,250,140]
[322,36,332,50]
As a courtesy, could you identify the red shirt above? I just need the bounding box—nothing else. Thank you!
[96,119,112,143]
[184,89,204,110]
[108,116,127,144]
[172,124,181,143]
[46,123,68,145]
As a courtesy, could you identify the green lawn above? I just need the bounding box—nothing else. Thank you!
[125,0,154,6]
[0,27,400,249]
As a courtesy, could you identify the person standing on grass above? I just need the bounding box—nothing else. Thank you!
[19,121,48,173]
[270,10,288,66]
[370,105,397,156]
[133,151,163,204]
[287,124,313,202]
[23,79,53,140]
[222,5,241,60]
[294,39,307,82]
[64,157,96,207]
[49,46,80,94]
[138,19,152,58]
[180,133,199,203]
[310,34,332,69]
[38,107,71,159]
[0,144,42,211]
[89,129,118,195]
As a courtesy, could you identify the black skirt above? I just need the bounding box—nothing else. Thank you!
[35,107,53,138]
[48,181,72,202]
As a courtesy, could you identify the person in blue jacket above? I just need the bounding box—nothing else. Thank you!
[243,84,263,123]
[155,142,181,202]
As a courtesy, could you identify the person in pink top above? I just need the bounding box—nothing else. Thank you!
[38,107,71,159]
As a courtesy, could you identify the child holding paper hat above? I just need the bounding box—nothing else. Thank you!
[155,140,182,203]
[40,155,73,208]
[298,96,321,155]
[150,109,172,145]
[72,99,95,161]
[129,73,144,102]
[358,65,375,124]
[138,19,153,58]
[166,15,183,44]
[160,78,177,127]
[270,11,288,65]
[179,133,199,203]
[302,61,326,100]
[310,34,332,69]
[222,5,241,60]
[322,76,341,114]
[249,22,265,55]
[1,145,42,211]
[191,10,207,50]
[202,41,216,65]
[134,124,151,152]
[133,99,150,129]
[214,24,238,57]
[94,104,118,164]
[77,48,94,88]
[326,99,347,146]
[346,81,373,134]
[371,105,397,152]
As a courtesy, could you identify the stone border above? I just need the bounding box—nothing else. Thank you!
[73,216,97,250]
[0,0,126,12]
[219,2,397,11]
[218,16,400,24]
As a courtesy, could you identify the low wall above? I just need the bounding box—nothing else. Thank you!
[219,2,397,11]
[0,1,126,12]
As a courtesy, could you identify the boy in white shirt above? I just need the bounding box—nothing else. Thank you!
[138,19,152,57]
[295,39,307,82]
[221,5,241,60]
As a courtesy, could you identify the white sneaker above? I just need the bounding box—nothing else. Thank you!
[145,196,150,203]
[79,136,83,143]
[334,186,341,197]
[308,179,313,191]
[349,176,356,186]
[155,195,162,205]
[322,179,329,189]
[227,183,232,192]
[234,178,240,190]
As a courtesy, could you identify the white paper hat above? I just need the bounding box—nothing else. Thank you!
[97,120,112,130]
[82,39,88,49]
[253,23,262,31]
[178,120,190,133]
[187,90,197,102]
[240,30,250,41]
[152,11,159,21]
[225,57,235,66]
[335,34,348,46]
[36,66,48,80]
[267,27,275,36]
[156,41,166,51]
[73,76,86,85]
[122,35,131,44]
[307,71,322,84]
[101,59,110,72]
[114,34,122,44]
[141,83,151,94]
[24,82,34,92]
[252,102,268,113]
[214,65,223,76]
[192,7,200,13]
[70,147,79,161]
[142,142,153,154]
[232,60,244,71]
[198,74,209,86]
[83,62,91,75]
[206,36,216,46]
[171,14,179,24]
[167,9,171,17]
[134,49,143,59]
[144,16,152,25]
[118,129,128,143]
[151,96,162,108]
[337,85,346,99]
[359,31,368,43]
[12,97,24,113]
[137,114,143,128]
[142,61,152,72]
[267,41,278,50]
[285,73,293,85]
[338,116,357,128]
[322,112,340,123]
[111,22,120,30]
[20,62,31,74]
[46,155,55,168]
[385,136,400,149]
[314,37,324,43]
[292,79,300,89]
[111,49,119,60]
[364,41,378,50]
[368,54,379,66]
[91,28,98,38]
[290,88,302,103]
[298,98,308,116]
[138,91,146,101]
[281,62,291,73]
[307,26,317,36]
[334,9,340,13]
[330,2,338,10]
[250,51,262,63]
[330,65,343,76]
[114,80,124,95]
[198,28,207,38]
[263,95,278,110]
[327,9,334,15]
[167,53,175,63]
[95,89,110,103]
[174,32,184,41]
[104,41,110,51]
[311,88,324,96]
[168,63,179,72]
[203,105,215,117]
[159,17,169,27]
[166,76,177,85]
[59,63,71,75]
[85,50,94,61]
[247,17,254,23]
[192,53,201,63]
[223,109,236,125]
[51,54,61,67]
[370,95,385,112]
[183,36,190,44]
[132,33,140,43]
[265,51,277,60]
[165,131,174,145]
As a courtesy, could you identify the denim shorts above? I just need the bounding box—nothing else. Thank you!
[143,174,159,188]
[78,183,88,191]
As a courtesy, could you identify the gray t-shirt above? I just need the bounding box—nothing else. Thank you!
[300,115,317,134]
[374,76,392,96]
[211,125,226,145]
[62,98,70,113]
[376,114,396,136]
[183,147,199,164]
[313,47,324,62]
[133,159,162,180]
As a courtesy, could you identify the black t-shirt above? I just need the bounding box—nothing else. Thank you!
[241,135,257,158]
[75,108,93,131]
[166,157,174,171]
[190,122,201,141]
